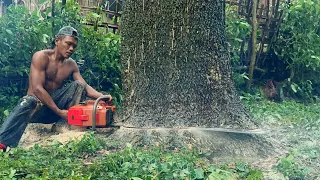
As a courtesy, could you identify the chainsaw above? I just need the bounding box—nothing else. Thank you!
[67,95,116,130]
[68,96,267,134]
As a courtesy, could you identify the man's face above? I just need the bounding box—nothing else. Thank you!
[55,36,78,58]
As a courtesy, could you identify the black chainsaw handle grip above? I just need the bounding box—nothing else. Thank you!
[92,95,110,130]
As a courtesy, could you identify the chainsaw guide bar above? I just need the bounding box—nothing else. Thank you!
[113,125,268,134]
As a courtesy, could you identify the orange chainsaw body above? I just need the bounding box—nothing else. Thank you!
[68,100,116,127]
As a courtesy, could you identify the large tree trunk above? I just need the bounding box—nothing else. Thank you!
[120,0,257,129]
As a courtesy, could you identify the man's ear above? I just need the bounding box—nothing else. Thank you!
[54,38,59,45]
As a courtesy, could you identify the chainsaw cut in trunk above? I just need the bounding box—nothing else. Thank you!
[120,0,257,129]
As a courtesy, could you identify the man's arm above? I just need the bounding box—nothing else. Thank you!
[29,52,67,119]
[72,61,112,100]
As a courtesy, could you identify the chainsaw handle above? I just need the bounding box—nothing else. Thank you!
[92,95,110,130]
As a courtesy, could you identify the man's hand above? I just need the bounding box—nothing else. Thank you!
[99,94,113,105]
[101,94,112,102]
[57,109,68,120]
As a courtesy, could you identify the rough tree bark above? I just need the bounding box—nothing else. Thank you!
[120,0,258,129]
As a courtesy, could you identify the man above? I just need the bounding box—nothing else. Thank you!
[0,26,112,151]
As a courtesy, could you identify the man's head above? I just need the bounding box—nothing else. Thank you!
[53,26,78,58]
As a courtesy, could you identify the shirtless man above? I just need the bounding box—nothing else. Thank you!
[0,26,112,151]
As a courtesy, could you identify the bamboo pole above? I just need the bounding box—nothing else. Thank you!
[246,0,258,90]
[52,0,55,35]
[113,0,118,33]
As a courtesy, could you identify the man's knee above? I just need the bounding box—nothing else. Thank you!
[19,96,41,108]
[70,80,87,98]
[1,96,41,126]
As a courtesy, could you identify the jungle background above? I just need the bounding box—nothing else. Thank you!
[0,0,319,179]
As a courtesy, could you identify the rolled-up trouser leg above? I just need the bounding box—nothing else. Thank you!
[0,96,42,147]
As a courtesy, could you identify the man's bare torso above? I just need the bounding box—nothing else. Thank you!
[27,50,76,95]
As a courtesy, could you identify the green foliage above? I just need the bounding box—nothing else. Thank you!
[274,153,310,179]
[0,133,263,179]
[53,0,84,34]
[240,88,264,102]
[244,98,319,178]
[95,144,203,179]
[0,93,20,124]
[74,28,122,106]
[0,132,105,179]
[244,96,320,125]
[282,79,315,103]
[271,0,320,102]
[226,5,251,67]
[234,161,263,179]
[64,131,105,155]
[275,0,320,71]
[0,5,51,124]
[0,95,18,122]
[232,72,250,90]
[225,5,252,89]
[0,5,51,78]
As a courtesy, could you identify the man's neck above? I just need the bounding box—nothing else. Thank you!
[53,48,65,62]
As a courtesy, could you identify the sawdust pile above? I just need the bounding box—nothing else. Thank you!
[109,127,279,160]
[19,123,87,149]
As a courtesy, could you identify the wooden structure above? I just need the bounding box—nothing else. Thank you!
[0,0,10,15]
[0,0,50,15]
[77,0,122,32]
[0,1,5,16]
[0,0,122,32]
[226,0,286,67]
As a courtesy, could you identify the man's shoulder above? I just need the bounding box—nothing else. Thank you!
[65,58,76,62]
[33,49,53,55]
[32,50,52,61]
[65,58,78,66]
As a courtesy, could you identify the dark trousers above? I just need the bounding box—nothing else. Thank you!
[0,80,86,147]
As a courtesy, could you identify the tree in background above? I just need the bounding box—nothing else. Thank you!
[120,0,257,129]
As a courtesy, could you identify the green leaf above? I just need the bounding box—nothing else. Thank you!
[180,169,189,178]
[194,168,204,179]
[92,13,101,19]
[122,162,132,169]
[131,178,143,180]
[126,143,132,149]
[45,7,52,15]
[247,170,264,180]
[4,109,9,117]
[291,84,298,93]
[41,12,47,18]
[6,29,13,35]
[9,168,16,178]
[42,34,50,43]
[38,0,48,5]
[234,38,243,42]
